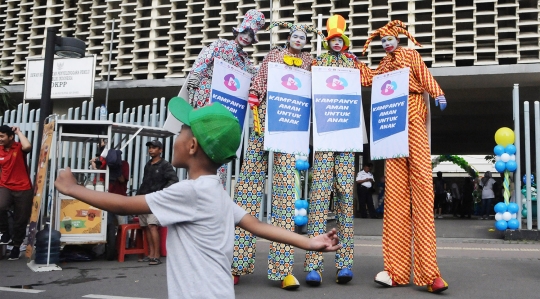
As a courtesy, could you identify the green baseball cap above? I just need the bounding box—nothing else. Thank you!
[168,97,241,164]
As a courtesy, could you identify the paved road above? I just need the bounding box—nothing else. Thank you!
[1,218,539,298]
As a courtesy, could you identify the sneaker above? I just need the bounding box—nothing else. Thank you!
[374,271,398,287]
[336,268,353,284]
[281,274,300,290]
[148,258,162,265]
[305,270,322,286]
[0,233,11,244]
[8,246,20,261]
[137,256,151,262]
[427,277,448,293]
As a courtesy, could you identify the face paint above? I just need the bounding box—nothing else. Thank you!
[329,37,344,52]
[289,30,307,51]
[381,35,398,53]
[237,32,253,47]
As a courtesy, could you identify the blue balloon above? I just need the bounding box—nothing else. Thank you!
[505,144,516,155]
[294,215,307,226]
[495,220,508,231]
[494,202,508,213]
[295,199,306,210]
[494,145,505,156]
[506,160,517,172]
[523,174,535,185]
[295,160,304,170]
[507,219,519,230]
[507,202,519,214]
[495,161,506,173]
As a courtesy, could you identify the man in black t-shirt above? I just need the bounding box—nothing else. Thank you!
[433,171,446,219]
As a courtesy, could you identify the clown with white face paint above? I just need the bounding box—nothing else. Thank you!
[357,20,449,294]
[232,21,323,290]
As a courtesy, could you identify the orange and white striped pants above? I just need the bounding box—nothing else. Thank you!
[382,93,441,286]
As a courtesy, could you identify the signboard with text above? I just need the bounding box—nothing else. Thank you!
[370,67,410,160]
[24,55,96,100]
[264,62,311,156]
[312,66,363,152]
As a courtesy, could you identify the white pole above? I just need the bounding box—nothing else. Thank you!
[317,14,323,56]
[523,102,532,230]
[513,84,522,228]
[535,101,540,229]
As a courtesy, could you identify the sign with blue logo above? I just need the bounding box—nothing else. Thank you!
[312,66,363,152]
[210,58,252,157]
[264,62,311,156]
[370,68,410,160]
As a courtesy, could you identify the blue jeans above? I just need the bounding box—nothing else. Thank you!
[481,197,493,218]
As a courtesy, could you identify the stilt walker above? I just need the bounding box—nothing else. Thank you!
[358,20,449,293]
[304,14,366,286]
[185,9,265,187]
[231,21,322,290]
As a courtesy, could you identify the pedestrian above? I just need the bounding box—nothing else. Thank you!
[136,140,179,265]
[479,171,496,220]
[375,175,386,215]
[355,162,377,219]
[357,20,449,293]
[54,99,341,299]
[232,21,322,289]
[0,125,33,261]
[461,177,474,218]
[451,182,461,217]
[434,171,446,219]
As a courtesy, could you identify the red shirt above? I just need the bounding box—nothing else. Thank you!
[94,157,129,195]
[0,141,32,191]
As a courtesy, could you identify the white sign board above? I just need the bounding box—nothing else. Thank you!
[370,68,410,160]
[210,58,252,157]
[24,55,96,100]
[263,63,311,156]
[312,66,363,152]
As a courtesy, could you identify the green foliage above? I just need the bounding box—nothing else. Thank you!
[0,79,14,113]
[431,154,479,178]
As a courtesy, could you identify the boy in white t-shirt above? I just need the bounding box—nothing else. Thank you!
[54,98,341,299]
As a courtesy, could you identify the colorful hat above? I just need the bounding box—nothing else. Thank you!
[266,21,325,40]
[168,97,241,164]
[362,20,422,55]
[324,15,350,51]
[232,9,266,44]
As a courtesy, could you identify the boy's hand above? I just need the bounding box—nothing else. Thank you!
[54,167,77,195]
[308,228,341,252]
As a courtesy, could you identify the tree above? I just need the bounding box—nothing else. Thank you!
[0,79,14,113]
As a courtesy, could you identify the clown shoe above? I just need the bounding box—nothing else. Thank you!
[281,274,300,290]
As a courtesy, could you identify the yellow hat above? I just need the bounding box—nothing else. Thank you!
[362,20,421,55]
[323,15,350,51]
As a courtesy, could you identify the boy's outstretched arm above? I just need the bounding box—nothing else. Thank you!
[54,167,151,215]
[237,214,341,252]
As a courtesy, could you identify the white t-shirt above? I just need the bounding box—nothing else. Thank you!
[146,175,247,299]
[480,177,496,199]
[356,170,374,188]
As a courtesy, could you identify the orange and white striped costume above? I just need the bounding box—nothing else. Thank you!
[359,20,447,289]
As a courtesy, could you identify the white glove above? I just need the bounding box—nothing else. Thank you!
[435,95,447,111]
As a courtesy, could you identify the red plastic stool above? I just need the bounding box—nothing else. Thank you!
[116,223,149,262]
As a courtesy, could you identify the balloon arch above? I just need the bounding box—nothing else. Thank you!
[431,155,479,178]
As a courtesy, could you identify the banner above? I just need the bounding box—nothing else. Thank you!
[24,56,96,100]
[264,63,311,156]
[210,58,252,157]
[312,66,363,152]
[370,68,410,160]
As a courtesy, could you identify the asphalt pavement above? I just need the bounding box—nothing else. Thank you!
[1,216,540,299]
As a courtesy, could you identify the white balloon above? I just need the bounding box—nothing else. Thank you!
[495,213,503,221]
[510,154,516,161]
[300,155,308,161]
[511,213,517,219]
[295,156,302,162]
[501,153,510,162]
[502,211,512,221]
[294,209,299,216]
[298,208,307,216]
[495,156,501,162]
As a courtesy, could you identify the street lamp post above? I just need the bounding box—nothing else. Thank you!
[36,27,85,160]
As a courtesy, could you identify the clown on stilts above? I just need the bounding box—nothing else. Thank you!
[231,21,323,290]
[304,14,369,287]
[185,9,265,187]
[356,20,449,294]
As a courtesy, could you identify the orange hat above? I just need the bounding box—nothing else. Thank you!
[324,15,350,51]
[362,20,422,55]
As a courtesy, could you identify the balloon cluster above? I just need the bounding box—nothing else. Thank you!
[294,199,309,226]
[494,202,520,231]
[295,155,310,171]
[493,127,517,173]
[521,174,537,218]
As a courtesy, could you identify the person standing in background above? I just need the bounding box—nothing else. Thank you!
[355,163,377,219]
[0,126,33,261]
[461,177,474,218]
[136,140,179,265]
[450,182,461,218]
[434,171,446,219]
[479,171,496,220]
